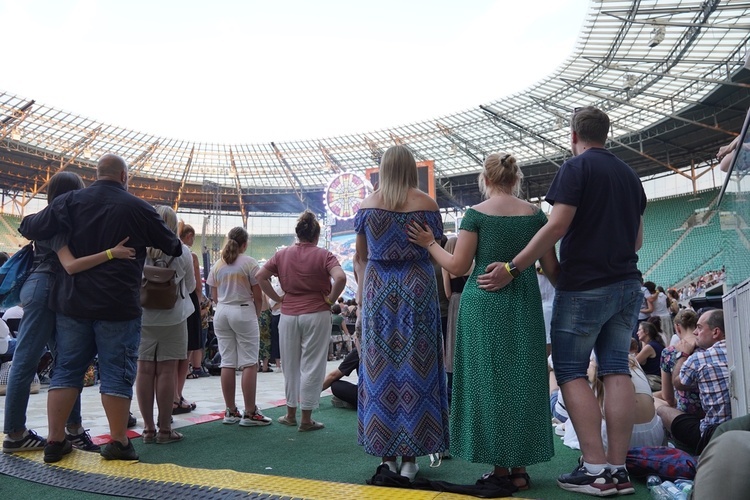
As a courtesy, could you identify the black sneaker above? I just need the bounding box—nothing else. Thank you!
[66,429,101,452]
[2,429,47,453]
[610,467,635,495]
[100,438,139,461]
[43,439,73,463]
[127,412,137,428]
[557,462,617,497]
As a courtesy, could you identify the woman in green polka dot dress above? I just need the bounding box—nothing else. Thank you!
[408,152,560,491]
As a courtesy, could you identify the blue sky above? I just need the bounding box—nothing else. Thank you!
[1,0,588,143]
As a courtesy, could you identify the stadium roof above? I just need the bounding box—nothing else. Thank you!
[2,0,750,218]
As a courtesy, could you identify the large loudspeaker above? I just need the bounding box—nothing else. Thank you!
[688,296,723,312]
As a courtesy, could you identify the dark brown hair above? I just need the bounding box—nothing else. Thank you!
[296,210,321,243]
[572,106,610,145]
[47,171,85,203]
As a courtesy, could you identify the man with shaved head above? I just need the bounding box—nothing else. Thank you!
[20,153,182,462]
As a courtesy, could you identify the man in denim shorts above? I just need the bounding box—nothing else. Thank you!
[478,106,646,496]
[20,154,182,463]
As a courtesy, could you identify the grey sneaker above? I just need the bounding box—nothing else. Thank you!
[3,429,47,453]
[100,438,139,461]
[331,396,355,409]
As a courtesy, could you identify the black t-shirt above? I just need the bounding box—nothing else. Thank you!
[545,148,646,291]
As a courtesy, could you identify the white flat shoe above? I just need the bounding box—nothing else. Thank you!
[400,461,419,480]
[380,460,398,473]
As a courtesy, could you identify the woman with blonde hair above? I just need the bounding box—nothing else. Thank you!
[355,145,450,480]
[135,205,195,444]
[206,227,271,427]
[408,151,559,490]
[257,211,346,431]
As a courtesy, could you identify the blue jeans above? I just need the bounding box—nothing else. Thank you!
[3,272,82,434]
[551,279,642,385]
[53,314,141,399]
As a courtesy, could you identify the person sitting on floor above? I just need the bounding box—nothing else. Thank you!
[656,309,730,455]
[635,321,664,391]
[322,347,359,409]
[653,310,703,419]
[596,356,666,449]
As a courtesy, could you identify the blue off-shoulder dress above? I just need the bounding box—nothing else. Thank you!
[354,208,450,457]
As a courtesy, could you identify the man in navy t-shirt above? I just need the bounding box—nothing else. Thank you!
[477,106,646,496]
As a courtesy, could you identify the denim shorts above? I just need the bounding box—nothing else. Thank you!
[551,279,642,385]
[51,314,141,398]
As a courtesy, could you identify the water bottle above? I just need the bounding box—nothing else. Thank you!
[647,475,663,490]
[675,479,694,498]
[662,481,687,500]
[650,484,671,500]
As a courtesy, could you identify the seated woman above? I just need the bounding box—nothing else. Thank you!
[563,348,665,451]
[635,321,665,391]
[653,310,703,418]
[597,355,666,449]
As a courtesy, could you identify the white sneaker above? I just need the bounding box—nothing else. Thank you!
[400,461,419,480]
[223,407,241,424]
[239,409,272,427]
[380,460,398,473]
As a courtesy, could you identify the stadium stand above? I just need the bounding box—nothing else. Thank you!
[0,214,28,253]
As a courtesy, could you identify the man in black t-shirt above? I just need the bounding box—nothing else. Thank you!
[322,348,359,408]
[477,107,646,496]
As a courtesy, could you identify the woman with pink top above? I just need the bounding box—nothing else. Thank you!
[257,211,346,431]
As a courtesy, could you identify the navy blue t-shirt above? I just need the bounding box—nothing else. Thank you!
[545,148,646,291]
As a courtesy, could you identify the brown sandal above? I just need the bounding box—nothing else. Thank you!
[156,429,184,444]
[141,429,156,444]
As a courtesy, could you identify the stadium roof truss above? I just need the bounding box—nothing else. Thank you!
[2,0,750,216]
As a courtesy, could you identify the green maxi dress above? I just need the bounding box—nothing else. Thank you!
[450,208,554,467]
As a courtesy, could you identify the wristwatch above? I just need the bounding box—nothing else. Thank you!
[506,260,521,279]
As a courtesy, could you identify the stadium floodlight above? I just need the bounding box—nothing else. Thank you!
[648,24,666,48]
[624,74,639,89]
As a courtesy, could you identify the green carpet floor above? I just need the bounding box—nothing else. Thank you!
[0,398,653,499]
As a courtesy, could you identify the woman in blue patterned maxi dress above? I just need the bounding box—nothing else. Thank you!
[354,145,450,480]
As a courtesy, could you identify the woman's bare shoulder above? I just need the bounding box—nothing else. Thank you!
[407,189,439,211]
[360,191,382,209]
